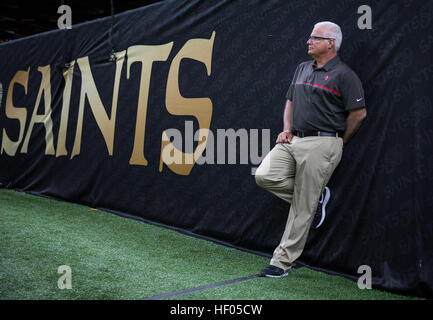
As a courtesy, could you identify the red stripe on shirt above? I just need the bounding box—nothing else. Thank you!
[293,82,341,96]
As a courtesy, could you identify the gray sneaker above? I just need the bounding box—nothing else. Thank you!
[259,265,289,278]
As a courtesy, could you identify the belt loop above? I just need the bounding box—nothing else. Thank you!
[318,131,321,136]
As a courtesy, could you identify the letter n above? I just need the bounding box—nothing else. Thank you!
[71,53,125,158]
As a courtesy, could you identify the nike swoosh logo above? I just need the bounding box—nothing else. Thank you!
[356,98,363,102]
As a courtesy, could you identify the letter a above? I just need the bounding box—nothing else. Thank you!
[57,5,72,29]
[57,265,72,290]
[357,265,372,289]
[357,5,372,30]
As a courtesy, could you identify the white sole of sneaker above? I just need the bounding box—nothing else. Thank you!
[264,272,289,278]
[315,187,331,228]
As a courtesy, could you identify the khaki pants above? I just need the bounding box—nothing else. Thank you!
[255,136,343,271]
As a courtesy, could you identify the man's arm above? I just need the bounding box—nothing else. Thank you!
[276,99,293,143]
[343,107,367,145]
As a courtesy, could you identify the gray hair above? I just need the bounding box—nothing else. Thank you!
[314,21,342,51]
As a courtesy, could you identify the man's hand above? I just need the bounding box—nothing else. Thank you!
[343,107,367,145]
[276,130,293,144]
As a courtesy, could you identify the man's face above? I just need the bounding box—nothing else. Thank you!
[307,25,333,58]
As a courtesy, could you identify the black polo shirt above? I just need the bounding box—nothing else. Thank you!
[286,55,365,133]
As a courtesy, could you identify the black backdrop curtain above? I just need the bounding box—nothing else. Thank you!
[1,0,432,298]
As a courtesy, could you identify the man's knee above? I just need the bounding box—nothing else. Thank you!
[255,173,273,189]
[255,173,266,188]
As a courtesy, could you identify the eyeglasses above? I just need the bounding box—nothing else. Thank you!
[308,36,335,42]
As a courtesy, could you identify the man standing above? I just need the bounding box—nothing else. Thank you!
[255,21,367,277]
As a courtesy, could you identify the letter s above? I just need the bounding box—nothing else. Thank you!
[160,31,216,175]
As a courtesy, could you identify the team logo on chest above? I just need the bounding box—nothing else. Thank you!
[324,75,330,80]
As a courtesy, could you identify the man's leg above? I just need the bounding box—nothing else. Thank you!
[270,137,343,271]
[255,141,296,277]
[255,142,296,204]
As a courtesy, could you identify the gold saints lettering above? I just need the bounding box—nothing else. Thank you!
[160,32,215,175]
[0,31,216,176]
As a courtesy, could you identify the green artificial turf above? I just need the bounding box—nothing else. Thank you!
[0,188,421,300]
